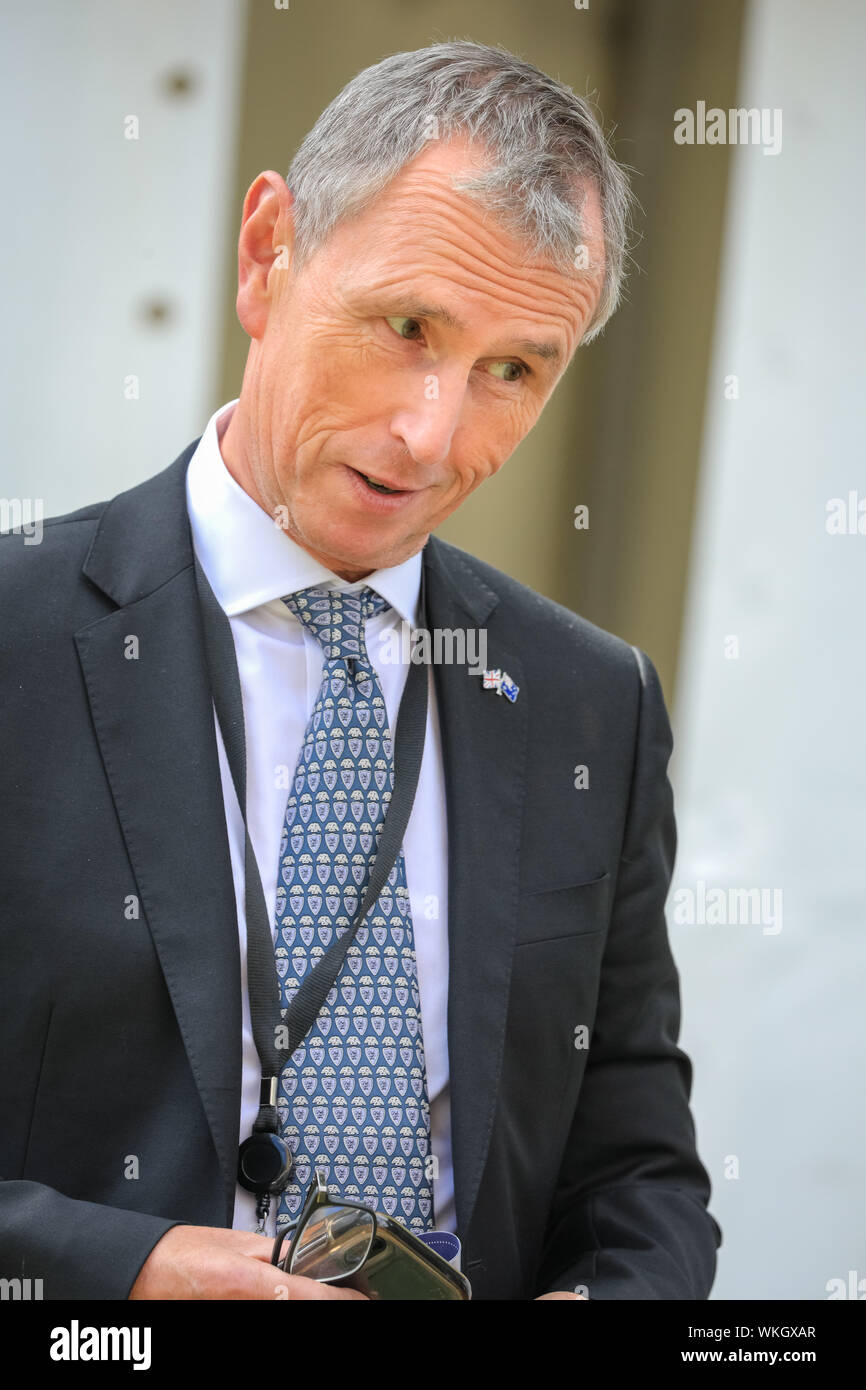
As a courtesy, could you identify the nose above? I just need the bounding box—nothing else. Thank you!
[389,370,466,468]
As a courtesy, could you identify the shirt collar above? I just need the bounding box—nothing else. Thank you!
[185,399,421,626]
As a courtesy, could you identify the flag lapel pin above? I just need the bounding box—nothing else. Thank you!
[478,668,519,703]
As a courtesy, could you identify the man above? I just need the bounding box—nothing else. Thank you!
[0,40,721,1299]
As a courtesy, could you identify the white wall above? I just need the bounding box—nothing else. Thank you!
[0,0,245,517]
[671,0,866,1300]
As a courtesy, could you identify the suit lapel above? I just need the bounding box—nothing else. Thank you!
[422,538,528,1245]
[74,444,242,1223]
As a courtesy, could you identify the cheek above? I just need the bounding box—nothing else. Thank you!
[452,401,531,487]
[316,342,395,425]
[273,318,375,399]
[270,366,361,452]
[445,450,502,502]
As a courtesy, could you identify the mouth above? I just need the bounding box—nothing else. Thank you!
[340,463,426,513]
[353,469,408,495]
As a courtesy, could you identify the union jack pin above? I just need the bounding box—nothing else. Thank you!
[479,668,519,703]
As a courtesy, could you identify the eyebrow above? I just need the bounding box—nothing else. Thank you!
[367,297,564,369]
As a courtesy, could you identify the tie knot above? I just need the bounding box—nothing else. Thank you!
[283,585,390,663]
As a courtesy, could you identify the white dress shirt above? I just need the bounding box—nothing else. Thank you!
[185,399,455,1237]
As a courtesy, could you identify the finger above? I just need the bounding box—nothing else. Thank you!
[260,1270,369,1301]
[239,1231,288,1263]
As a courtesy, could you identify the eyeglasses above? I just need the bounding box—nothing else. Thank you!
[270,1168,472,1300]
[270,1170,377,1283]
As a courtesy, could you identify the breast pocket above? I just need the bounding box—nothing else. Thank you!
[514,870,611,946]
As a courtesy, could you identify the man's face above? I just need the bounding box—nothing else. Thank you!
[226,136,604,580]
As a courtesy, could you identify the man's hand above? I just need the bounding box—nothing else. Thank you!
[535,1291,587,1300]
[128,1224,368,1300]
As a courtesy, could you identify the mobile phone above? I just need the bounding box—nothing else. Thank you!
[332,1213,472,1300]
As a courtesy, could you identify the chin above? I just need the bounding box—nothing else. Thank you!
[313,524,422,576]
[316,540,396,578]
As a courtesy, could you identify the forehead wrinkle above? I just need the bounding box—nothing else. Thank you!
[358,247,585,335]
[345,141,605,299]
[385,187,555,280]
[381,206,592,329]
[383,164,604,281]
[422,261,586,358]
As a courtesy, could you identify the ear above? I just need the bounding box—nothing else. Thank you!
[235,170,296,339]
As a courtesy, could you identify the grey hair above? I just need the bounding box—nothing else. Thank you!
[284,39,638,346]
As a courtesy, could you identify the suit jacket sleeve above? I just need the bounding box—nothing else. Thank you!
[533,647,722,1299]
[0,1180,187,1299]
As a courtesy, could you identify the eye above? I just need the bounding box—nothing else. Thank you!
[487,361,526,383]
[385,316,425,342]
[383,316,528,384]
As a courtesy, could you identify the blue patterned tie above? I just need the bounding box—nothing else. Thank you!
[273,585,434,1236]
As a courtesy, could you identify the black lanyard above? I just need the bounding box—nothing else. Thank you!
[193,556,428,1190]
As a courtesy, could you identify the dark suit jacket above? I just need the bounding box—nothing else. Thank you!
[0,440,722,1299]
